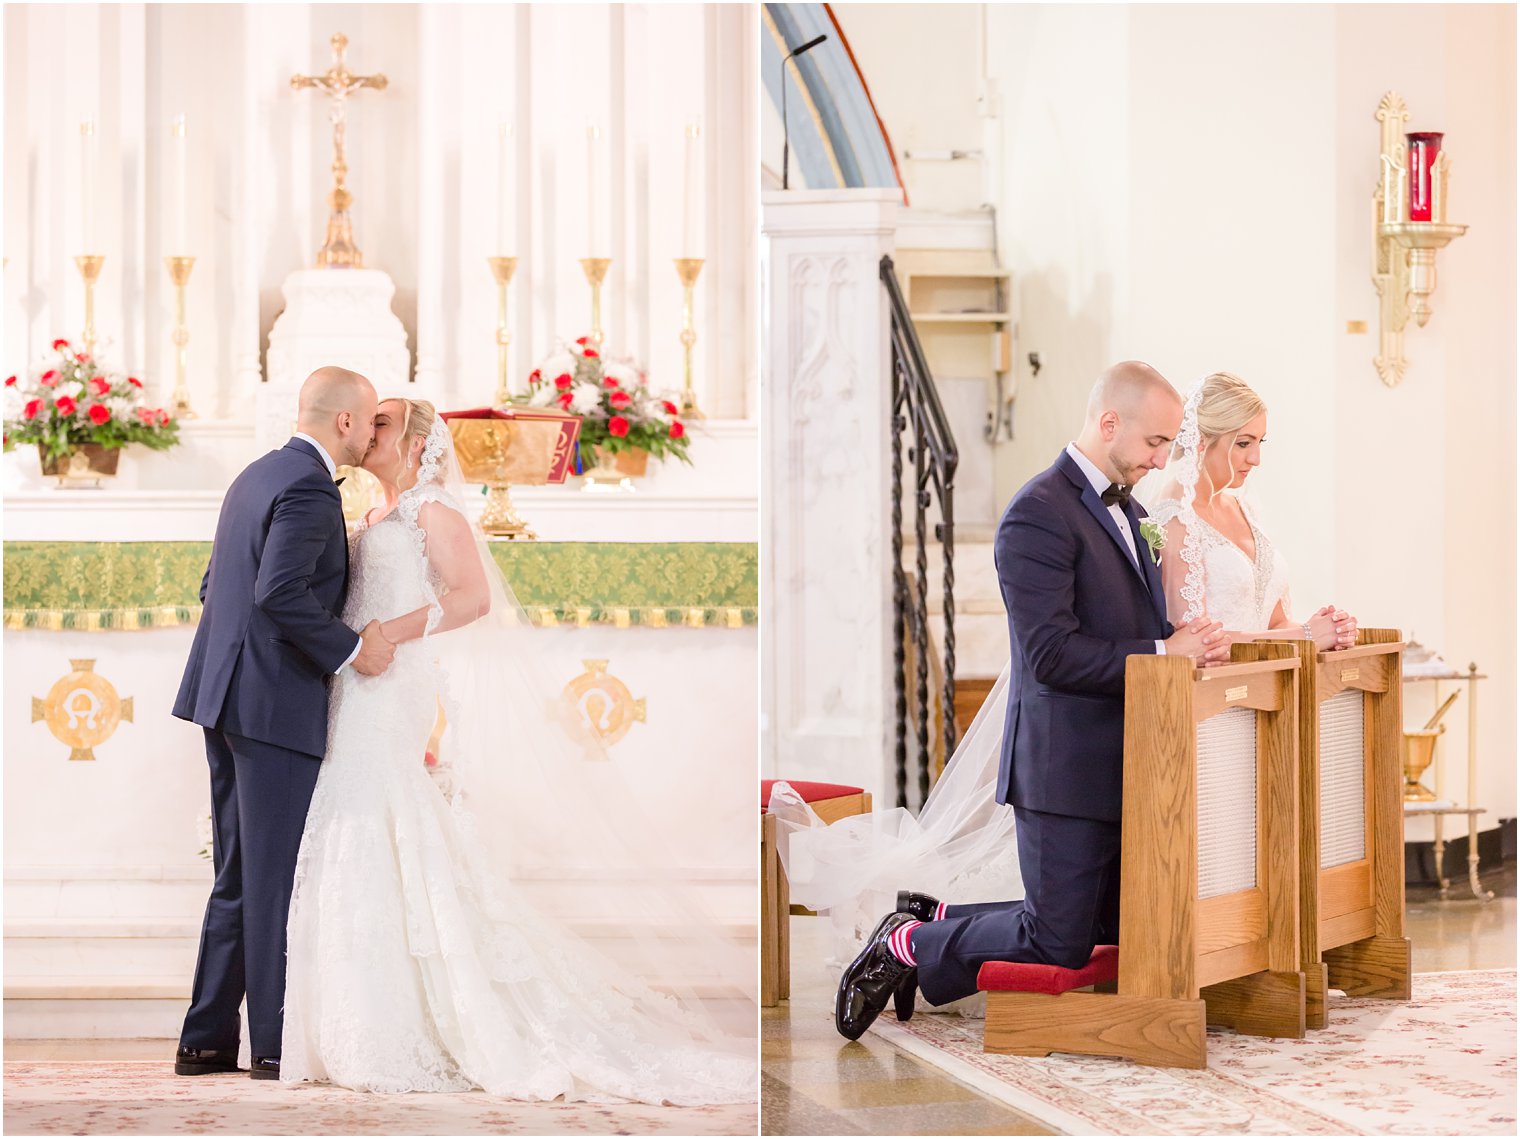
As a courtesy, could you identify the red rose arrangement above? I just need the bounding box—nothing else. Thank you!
[3,340,181,464]
[523,336,692,466]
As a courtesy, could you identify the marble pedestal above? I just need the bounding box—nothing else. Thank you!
[260,269,412,448]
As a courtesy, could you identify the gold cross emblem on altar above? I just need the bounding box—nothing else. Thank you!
[291,33,388,268]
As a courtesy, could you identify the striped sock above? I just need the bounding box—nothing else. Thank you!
[887,919,922,967]
[934,901,948,921]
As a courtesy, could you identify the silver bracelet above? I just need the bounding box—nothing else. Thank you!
[1301,621,1314,642]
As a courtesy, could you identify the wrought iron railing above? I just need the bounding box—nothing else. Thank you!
[882,255,958,809]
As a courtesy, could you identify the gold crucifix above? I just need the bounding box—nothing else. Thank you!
[291,33,388,268]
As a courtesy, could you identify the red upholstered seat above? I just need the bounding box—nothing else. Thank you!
[976,945,1119,996]
[760,778,865,812]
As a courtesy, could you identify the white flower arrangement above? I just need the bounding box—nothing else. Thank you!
[1138,517,1166,566]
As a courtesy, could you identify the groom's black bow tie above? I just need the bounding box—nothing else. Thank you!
[334,477,346,487]
[1101,483,1131,508]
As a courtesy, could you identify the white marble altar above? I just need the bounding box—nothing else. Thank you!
[4,621,756,1036]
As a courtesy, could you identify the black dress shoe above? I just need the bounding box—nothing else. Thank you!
[174,1045,242,1076]
[896,889,942,923]
[250,1057,280,1080]
[835,911,918,1041]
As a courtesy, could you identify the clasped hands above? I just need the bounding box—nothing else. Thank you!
[1165,603,1360,667]
[352,618,398,676]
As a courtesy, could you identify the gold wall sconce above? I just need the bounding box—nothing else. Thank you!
[1371,92,1467,386]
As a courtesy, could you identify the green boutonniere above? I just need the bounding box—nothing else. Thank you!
[1138,517,1166,566]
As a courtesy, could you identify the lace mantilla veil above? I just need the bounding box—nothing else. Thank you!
[390,418,754,1063]
[772,379,1223,971]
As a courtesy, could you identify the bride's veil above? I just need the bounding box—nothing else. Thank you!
[391,414,755,1070]
[771,673,1024,969]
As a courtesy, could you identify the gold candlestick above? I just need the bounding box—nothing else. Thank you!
[74,255,104,356]
[674,257,705,419]
[488,256,519,406]
[579,257,611,345]
[164,256,198,418]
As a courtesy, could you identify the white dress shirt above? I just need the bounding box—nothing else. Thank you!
[291,433,364,673]
[1065,442,1167,655]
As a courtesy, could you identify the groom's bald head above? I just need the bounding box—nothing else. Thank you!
[1076,361,1184,486]
[296,366,378,469]
[1085,361,1179,424]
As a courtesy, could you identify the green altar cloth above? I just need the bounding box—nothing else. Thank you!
[3,542,757,631]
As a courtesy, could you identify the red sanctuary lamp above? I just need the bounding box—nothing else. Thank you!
[1405,132,1444,222]
[1370,93,1468,388]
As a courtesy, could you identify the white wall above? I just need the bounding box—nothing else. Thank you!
[796,3,1517,827]
[4,3,758,421]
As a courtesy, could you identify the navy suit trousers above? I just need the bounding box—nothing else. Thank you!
[179,729,319,1058]
[909,807,1121,1006]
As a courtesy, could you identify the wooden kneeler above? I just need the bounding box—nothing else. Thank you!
[1122,646,1308,1065]
[1278,629,1410,1029]
[979,947,1203,1066]
[978,647,1306,1069]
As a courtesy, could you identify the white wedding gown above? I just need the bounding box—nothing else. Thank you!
[281,484,753,1104]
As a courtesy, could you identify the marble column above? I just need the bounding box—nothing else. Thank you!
[761,189,899,801]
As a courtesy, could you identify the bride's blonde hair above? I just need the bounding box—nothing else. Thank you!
[1193,372,1266,444]
[387,397,437,471]
[1171,372,1267,499]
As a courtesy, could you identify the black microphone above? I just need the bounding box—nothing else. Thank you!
[781,34,828,190]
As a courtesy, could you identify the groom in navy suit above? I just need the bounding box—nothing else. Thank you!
[837,361,1231,1039]
[171,367,396,1078]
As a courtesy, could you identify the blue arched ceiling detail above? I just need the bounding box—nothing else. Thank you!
[762,3,903,196]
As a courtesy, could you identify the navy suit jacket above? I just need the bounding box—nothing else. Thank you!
[993,449,1172,822]
[172,438,359,758]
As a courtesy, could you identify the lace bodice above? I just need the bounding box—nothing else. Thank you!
[1151,495,1291,631]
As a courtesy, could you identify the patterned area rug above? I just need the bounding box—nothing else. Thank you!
[1,1062,757,1136]
[869,969,1517,1135]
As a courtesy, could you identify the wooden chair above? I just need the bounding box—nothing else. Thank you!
[1277,629,1409,1029]
[981,645,1305,1068]
[760,779,872,1007]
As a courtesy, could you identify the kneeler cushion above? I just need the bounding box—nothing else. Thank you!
[976,945,1119,996]
[760,779,865,812]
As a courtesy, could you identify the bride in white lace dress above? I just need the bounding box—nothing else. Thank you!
[280,398,755,1104]
[771,371,1360,959]
[1147,371,1357,647]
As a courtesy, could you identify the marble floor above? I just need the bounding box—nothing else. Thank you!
[761,858,1517,1136]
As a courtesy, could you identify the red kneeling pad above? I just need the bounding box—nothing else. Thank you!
[760,778,865,813]
[976,945,1119,996]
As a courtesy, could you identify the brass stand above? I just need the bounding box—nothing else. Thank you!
[74,255,104,356]
[579,257,611,345]
[164,256,197,418]
[488,256,519,406]
[674,257,706,419]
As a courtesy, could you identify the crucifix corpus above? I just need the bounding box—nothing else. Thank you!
[291,33,388,268]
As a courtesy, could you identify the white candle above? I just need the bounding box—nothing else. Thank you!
[80,120,97,252]
[496,122,516,256]
[172,114,188,255]
[681,121,702,259]
[587,123,605,257]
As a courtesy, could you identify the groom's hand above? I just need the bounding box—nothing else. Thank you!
[352,619,396,676]
[1165,618,1232,665]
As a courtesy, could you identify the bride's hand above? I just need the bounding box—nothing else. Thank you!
[1307,605,1357,652]
[1306,609,1340,652]
[1330,608,1357,650]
